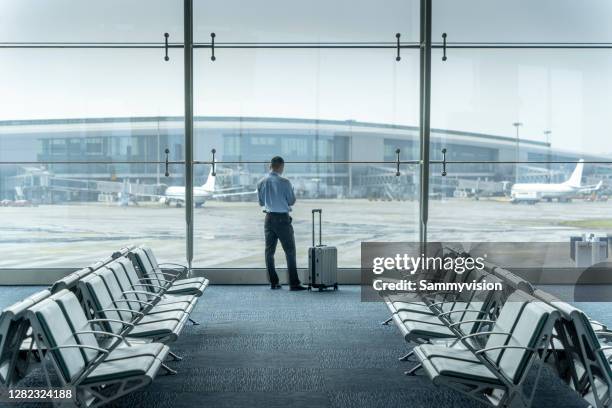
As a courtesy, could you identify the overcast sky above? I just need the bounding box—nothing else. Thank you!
[1,0,612,155]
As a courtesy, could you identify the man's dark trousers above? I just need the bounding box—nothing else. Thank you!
[264,212,300,287]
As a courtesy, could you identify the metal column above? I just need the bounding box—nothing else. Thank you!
[184,0,194,271]
[418,0,432,244]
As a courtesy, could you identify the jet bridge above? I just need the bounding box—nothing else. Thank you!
[7,167,164,204]
[357,166,417,201]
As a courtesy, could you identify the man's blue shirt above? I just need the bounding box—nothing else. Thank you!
[257,171,296,213]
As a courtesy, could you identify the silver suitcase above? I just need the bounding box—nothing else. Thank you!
[308,209,338,291]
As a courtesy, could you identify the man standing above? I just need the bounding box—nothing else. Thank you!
[257,156,306,291]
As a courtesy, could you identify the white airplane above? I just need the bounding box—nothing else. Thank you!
[510,159,603,204]
[161,168,256,207]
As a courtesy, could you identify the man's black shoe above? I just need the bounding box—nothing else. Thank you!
[290,285,307,291]
[270,284,282,290]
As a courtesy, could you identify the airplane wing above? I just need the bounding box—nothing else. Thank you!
[579,180,603,192]
[211,190,258,199]
[214,186,249,193]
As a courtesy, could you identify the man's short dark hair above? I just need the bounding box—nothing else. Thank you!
[270,156,284,170]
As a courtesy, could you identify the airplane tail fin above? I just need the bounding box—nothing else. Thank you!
[202,167,216,192]
[564,159,584,188]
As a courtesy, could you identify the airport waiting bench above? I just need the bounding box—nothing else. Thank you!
[533,289,612,408]
[0,246,133,389]
[0,245,208,407]
[380,246,612,408]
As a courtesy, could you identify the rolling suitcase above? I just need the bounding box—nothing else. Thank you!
[308,209,338,291]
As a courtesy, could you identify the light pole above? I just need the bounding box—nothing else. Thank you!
[543,130,552,182]
[512,122,523,184]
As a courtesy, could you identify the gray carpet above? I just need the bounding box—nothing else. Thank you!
[0,286,592,408]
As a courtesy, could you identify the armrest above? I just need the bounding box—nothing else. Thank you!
[392,300,426,307]
[73,330,131,346]
[429,300,462,308]
[88,318,134,329]
[437,308,481,317]
[460,331,512,341]
[159,262,187,270]
[138,276,173,286]
[475,345,536,355]
[49,344,108,355]
[157,271,183,279]
[113,299,155,308]
[448,319,495,328]
[97,308,144,318]
[122,290,162,300]
[159,265,189,279]
[131,283,167,291]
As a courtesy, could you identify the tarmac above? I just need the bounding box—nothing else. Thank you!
[0,198,611,269]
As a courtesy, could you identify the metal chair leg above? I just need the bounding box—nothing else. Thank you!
[399,351,414,361]
[381,317,393,326]
[161,363,178,375]
[169,351,183,361]
[404,363,422,376]
[189,318,200,325]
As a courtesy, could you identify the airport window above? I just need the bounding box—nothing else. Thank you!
[223,135,241,157]
[113,137,140,157]
[428,5,612,244]
[0,0,183,43]
[432,0,612,43]
[39,139,49,156]
[251,137,276,146]
[191,43,420,268]
[192,47,420,161]
[86,137,104,155]
[49,139,67,155]
[0,49,184,267]
[315,139,333,161]
[67,138,81,155]
[281,137,308,157]
[193,0,420,43]
[4,4,612,408]
[0,2,608,274]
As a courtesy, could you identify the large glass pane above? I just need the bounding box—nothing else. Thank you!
[194,0,419,43]
[0,163,186,268]
[193,163,419,268]
[428,161,612,321]
[193,49,420,161]
[192,47,420,269]
[0,49,183,122]
[431,49,612,159]
[0,0,182,42]
[428,162,612,243]
[0,48,186,269]
[432,0,612,43]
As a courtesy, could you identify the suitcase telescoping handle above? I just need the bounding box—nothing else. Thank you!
[312,208,322,247]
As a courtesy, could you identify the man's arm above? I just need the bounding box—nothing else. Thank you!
[257,180,265,207]
[285,180,296,206]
